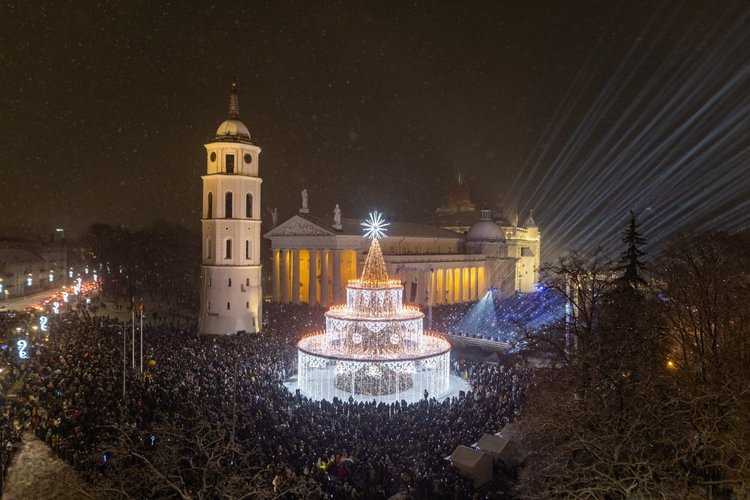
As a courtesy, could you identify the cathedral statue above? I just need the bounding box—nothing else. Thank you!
[333,204,342,229]
[334,204,341,224]
[300,189,309,213]
[267,207,278,227]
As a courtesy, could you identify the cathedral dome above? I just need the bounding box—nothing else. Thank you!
[466,220,505,242]
[466,208,505,242]
[215,119,251,141]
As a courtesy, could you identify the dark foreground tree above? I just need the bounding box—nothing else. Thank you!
[518,231,750,498]
[655,232,750,498]
[519,244,683,498]
[91,408,322,499]
[81,222,200,305]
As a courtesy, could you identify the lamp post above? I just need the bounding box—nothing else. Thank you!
[139,301,144,374]
[428,268,433,330]
[131,304,135,369]
[122,322,126,400]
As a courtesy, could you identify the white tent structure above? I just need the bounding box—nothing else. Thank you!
[474,433,520,466]
[446,445,494,487]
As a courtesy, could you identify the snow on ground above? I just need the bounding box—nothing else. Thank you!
[3,433,95,500]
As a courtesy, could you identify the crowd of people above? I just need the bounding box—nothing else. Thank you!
[0,302,532,498]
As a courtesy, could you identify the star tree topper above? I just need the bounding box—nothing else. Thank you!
[361,210,390,240]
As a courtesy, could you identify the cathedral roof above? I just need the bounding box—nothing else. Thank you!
[298,213,464,239]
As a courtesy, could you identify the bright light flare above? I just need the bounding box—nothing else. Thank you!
[361,210,390,240]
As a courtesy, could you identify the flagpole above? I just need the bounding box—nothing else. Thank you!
[139,301,144,374]
[122,322,126,400]
[131,303,135,369]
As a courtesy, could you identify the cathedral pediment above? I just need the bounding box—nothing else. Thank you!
[264,215,334,237]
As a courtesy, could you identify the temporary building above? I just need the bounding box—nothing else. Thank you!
[447,445,494,487]
[474,433,519,466]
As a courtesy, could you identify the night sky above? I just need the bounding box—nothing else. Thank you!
[2,1,748,258]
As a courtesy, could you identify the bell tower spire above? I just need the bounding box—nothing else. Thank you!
[228,80,240,119]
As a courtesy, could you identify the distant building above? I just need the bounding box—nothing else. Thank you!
[0,237,67,299]
[198,84,263,335]
[433,173,478,234]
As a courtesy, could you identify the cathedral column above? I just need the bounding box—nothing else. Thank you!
[469,267,477,301]
[432,269,440,305]
[458,267,464,303]
[292,249,300,304]
[445,268,452,304]
[456,267,464,304]
[280,249,290,303]
[332,250,341,304]
[466,266,473,301]
[320,250,329,307]
[308,249,317,305]
[272,249,280,302]
[436,269,444,305]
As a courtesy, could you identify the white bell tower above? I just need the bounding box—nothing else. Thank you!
[198,83,263,335]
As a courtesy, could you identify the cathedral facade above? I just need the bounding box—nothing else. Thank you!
[264,202,540,308]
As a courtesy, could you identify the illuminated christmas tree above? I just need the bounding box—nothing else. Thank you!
[296,211,452,401]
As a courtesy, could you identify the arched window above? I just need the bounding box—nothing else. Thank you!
[228,278,232,287]
[207,192,213,219]
[245,239,251,259]
[225,154,235,174]
[245,193,253,218]
[226,302,231,310]
[206,238,212,259]
[225,239,232,259]
[225,192,233,218]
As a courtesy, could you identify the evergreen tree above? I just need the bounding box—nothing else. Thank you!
[618,211,647,288]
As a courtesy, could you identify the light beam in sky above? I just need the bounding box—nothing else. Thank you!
[506,5,750,259]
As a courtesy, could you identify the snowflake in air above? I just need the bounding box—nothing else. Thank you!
[361,210,390,240]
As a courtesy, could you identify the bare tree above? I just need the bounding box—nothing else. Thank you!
[517,231,750,499]
[529,248,617,363]
[93,409,321,500]
[655,232,750,497]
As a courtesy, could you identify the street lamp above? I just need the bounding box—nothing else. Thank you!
[428,268,434,330]
[110,323,129,400]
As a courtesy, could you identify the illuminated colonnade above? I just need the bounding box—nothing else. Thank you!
[273,248,359,306]
[271,247,485,307]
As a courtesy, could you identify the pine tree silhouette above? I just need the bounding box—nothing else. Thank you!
[617,210,647,288]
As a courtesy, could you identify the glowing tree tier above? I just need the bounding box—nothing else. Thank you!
[297,235,451,401]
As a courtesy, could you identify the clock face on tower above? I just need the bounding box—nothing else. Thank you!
[244,153,252,164]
